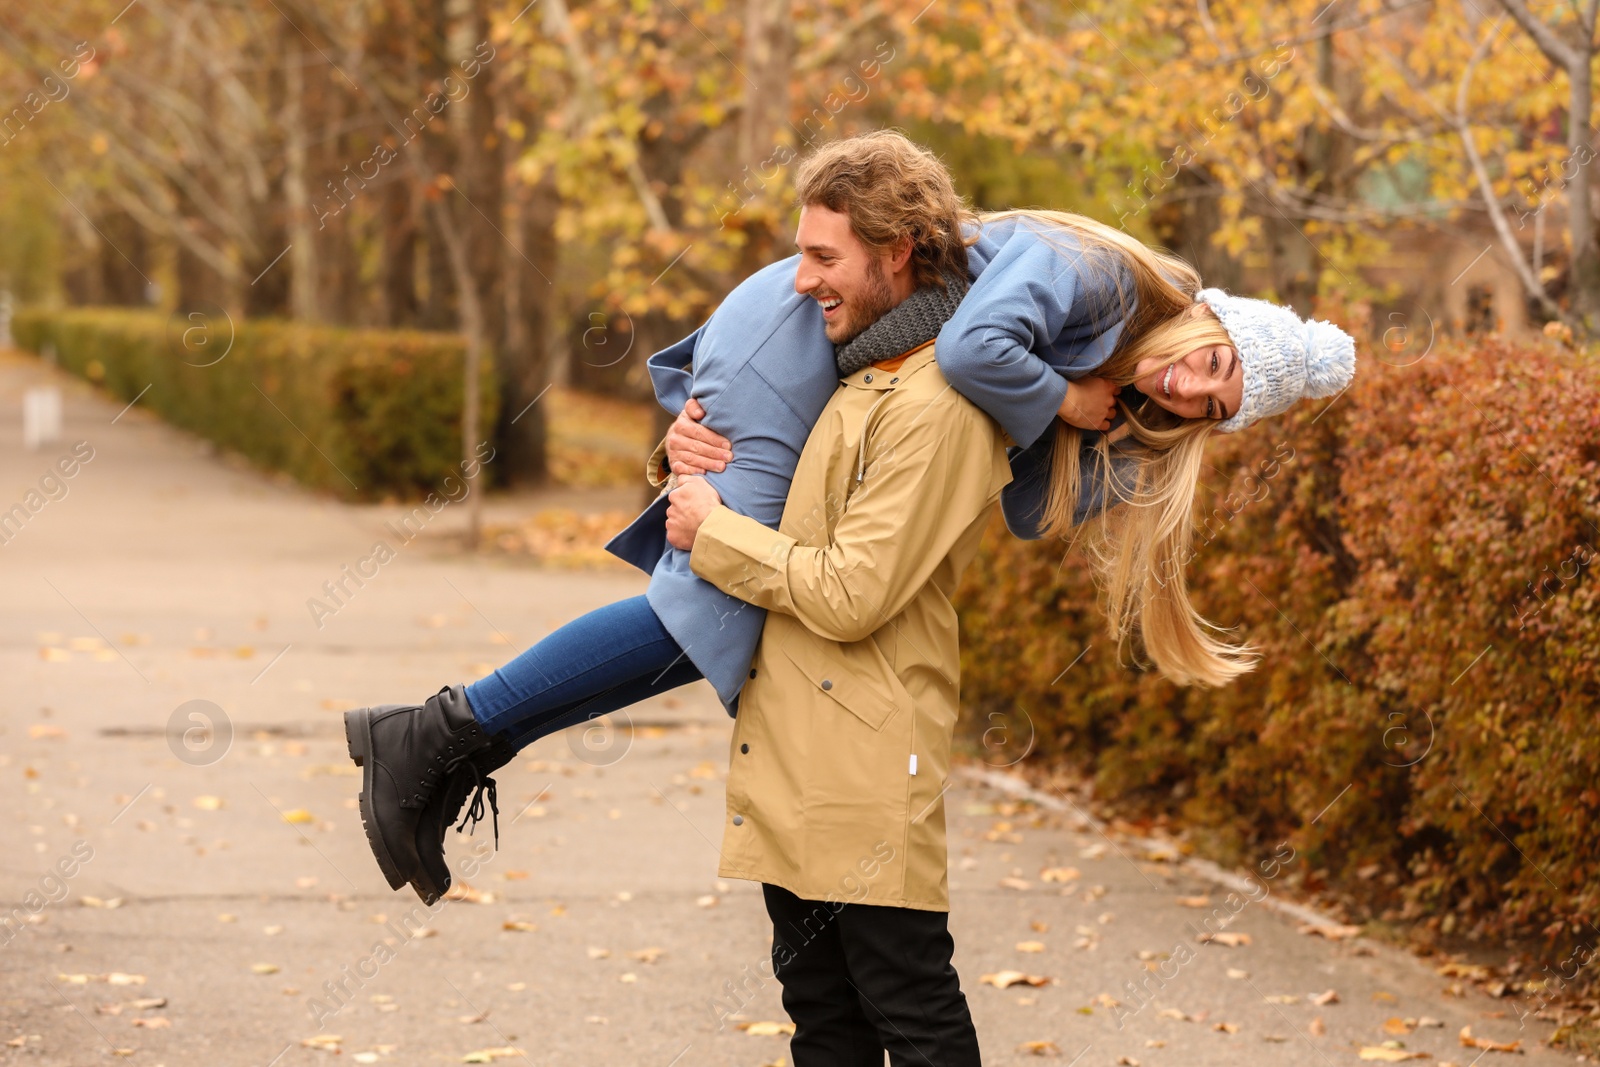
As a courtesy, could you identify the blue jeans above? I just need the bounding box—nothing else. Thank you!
[461,595,705,753]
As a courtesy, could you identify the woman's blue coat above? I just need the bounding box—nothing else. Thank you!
[605,217,1133,711]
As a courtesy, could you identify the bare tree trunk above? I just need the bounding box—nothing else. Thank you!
[1497,0,1600,331]
[737,0,793,167]
[282,37,320,322]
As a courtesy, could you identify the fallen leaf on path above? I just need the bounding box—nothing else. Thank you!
[696,894,719,908]
[1264,994,1300,1004]
[60,973,147,986]
[1384,1017,1416,1035]
[457,1010,490,1024]
[1197,932,1251,947]
[1436,962,1492,981]
[981,971,1054,989]
[1227,968,1250,979]
[501,921,538,933]
[1176,895,1211,908]
[131,1017,170,1029]
[1309,1017,1327,1036]
[1213,1022,1240,1033]
[1039,867,1080,883]
[1115,1057,1140,1065]
[998,877,1032,891]
[1030,920,1050,932]
[192,795,224,810]
[1015,941,1045,953]
[29,724,66,740]
[252,963,280,975]
[281,809,315,825]
[587,947,611,959]
[737,1021,796,1036]
[1157,1008,1192,1021]
[1457,1026,1520,1052]
[628,947,664,964]
[1358,1048,1429,1061]
[1016,1039,1059,1055]
[1298,922,1364,940]
[301,1035,342,1051]
[1311,989,1341,1006]
[461,1048,526,1063]
[444,883,495,904]
[96,997,166,1015]
[80,896,124,909]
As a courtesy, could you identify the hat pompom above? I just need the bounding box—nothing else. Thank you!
[1303,319,1355,398]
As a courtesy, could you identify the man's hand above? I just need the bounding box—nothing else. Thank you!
[665,398,733,476]
[665,475,722,551]
[1058,376,1121,432]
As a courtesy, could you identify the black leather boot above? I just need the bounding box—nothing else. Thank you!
[344,685,499,894]
[410,734,517,905]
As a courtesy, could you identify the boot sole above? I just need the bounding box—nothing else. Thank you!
[345,709,407,893]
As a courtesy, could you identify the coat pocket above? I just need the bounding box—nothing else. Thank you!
[780,630,900,732]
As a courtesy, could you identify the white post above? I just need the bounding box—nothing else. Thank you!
[23,387,63,451]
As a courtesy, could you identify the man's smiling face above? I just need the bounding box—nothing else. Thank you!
[792,204,900,344]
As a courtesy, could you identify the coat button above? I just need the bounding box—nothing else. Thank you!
[732,814,744,826]
[890,377,899,384]
[821,679,833,691]
[863,373,874,383]
[740,743,749,754]
[749,668,757,678]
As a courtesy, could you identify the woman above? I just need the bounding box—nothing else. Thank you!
[346,202,1355,905]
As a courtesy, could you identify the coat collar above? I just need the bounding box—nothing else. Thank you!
[840,339,938,392]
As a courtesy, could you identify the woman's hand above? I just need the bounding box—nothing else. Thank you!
[1058,376,1121,432]
[665,398,732,475]
[666,476,722,551]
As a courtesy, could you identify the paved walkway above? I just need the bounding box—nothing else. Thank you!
[0,346,1572,1065]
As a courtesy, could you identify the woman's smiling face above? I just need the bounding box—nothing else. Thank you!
[1133,341,1243,422]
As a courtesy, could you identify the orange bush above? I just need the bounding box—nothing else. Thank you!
[957,337,1599,957]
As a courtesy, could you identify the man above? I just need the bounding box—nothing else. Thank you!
[663,132,1007,1066]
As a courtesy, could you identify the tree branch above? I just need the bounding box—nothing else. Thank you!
[1454,17,1574,325]
[1497,0,1580,71]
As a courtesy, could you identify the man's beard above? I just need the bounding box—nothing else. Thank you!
[829,258,896,345]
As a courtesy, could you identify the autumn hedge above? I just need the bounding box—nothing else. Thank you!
[956,334,1599,957]
[14,308,497,501]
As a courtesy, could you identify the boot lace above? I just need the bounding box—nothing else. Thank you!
[451,758,500,850]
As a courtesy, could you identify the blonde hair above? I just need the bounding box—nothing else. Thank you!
[981,209,1257,688]
[795,131,976,291]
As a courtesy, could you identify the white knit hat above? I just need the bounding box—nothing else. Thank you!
[1197,288,1356,433]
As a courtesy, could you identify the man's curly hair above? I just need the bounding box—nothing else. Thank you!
[794,130,976,291]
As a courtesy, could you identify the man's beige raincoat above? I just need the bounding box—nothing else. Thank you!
[688,340,1012,911]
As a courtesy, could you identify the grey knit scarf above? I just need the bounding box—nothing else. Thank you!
[834,272,971,377]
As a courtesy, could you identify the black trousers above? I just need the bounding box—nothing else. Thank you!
[762,883,981,1067]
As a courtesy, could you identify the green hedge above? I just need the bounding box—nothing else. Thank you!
[957,335,1599,960]
[14,307,497,501]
